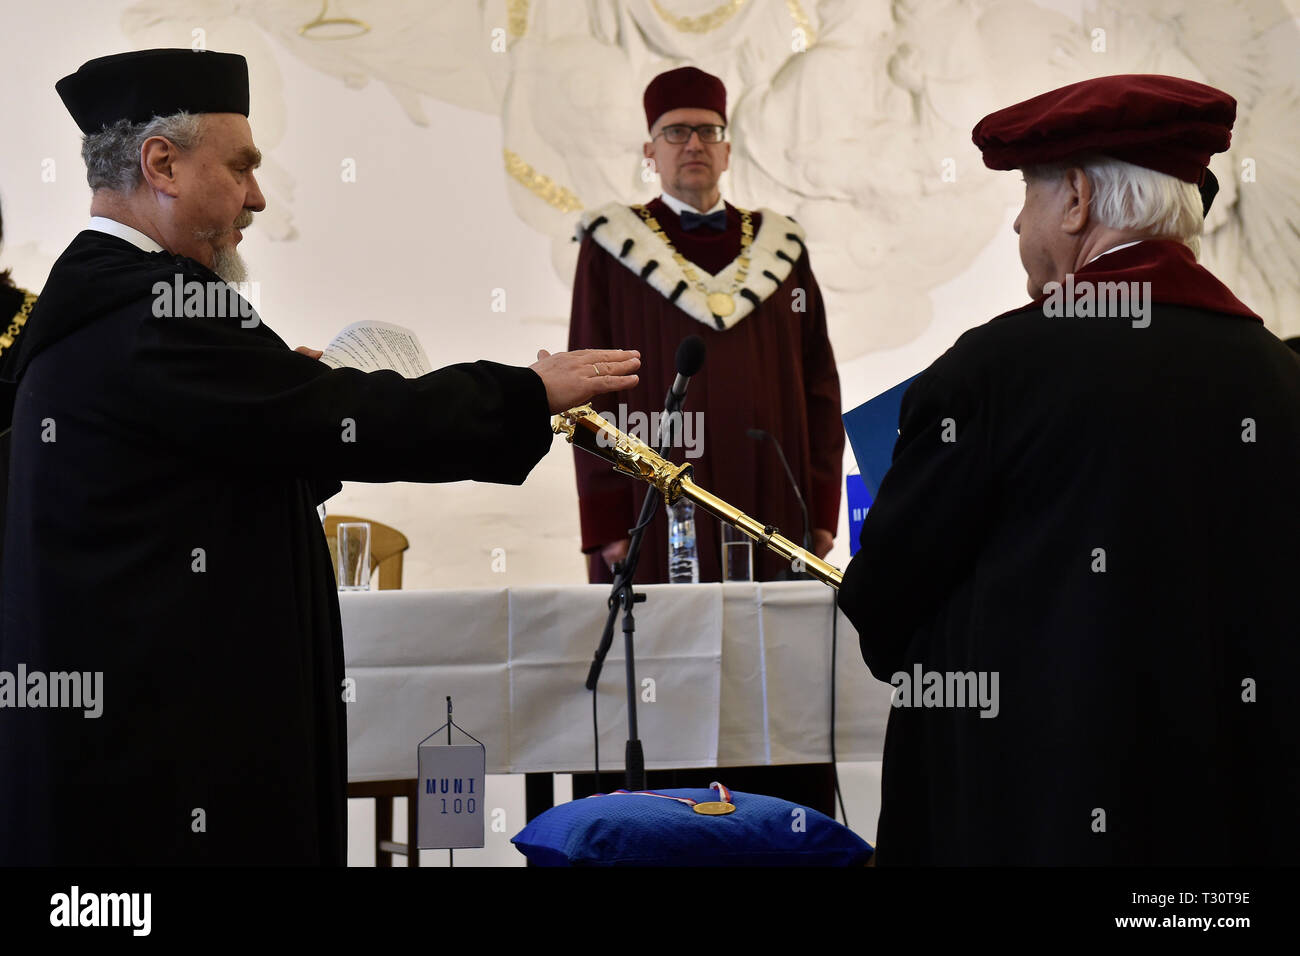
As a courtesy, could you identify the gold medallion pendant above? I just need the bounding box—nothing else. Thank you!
[706,292,735,317]
[633,206,752,325]
[692,801,737,815]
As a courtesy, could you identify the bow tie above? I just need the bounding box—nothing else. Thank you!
[680,208,727,232]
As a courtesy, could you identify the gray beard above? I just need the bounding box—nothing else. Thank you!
[209,244,248,285]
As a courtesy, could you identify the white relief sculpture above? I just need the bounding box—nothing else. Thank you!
[121,0,1300,351]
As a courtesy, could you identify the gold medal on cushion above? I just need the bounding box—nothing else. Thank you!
[692,801,736,815]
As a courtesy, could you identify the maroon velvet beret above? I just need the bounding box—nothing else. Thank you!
[57,49,249,134]
[644,66,727,131]
[972,74,1235,186]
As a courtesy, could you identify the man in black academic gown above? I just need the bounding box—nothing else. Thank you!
[838,75,1300,865]
[0,49,640,865]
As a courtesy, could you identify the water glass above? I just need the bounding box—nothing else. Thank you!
[337,522,371,591]
[722,525,753,582]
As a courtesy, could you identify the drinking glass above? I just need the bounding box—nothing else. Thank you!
[722,525,753,582]
[336,522,371,591]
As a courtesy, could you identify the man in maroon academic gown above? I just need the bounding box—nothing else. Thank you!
[568,67,844,584]
[838,75,1300,864]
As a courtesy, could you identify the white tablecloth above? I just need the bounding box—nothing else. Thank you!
[340,582,894,781]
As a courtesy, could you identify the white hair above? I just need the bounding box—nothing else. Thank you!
[81,111,205,193]
[1026,156,1204,258]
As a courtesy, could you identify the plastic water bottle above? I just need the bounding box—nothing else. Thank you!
[668,498,700,583]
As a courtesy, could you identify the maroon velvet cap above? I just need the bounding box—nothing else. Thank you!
[644,66,727,131]
[972,74,1235,186]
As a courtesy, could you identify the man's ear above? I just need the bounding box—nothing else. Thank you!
[1061,166,1092,235]
[140,136,181,198]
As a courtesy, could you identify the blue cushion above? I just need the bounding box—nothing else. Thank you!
[511,788,873,866]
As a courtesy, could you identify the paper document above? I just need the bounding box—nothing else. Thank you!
[319,320,432,377]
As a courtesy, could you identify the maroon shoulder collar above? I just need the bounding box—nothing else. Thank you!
[999,239,1260,322]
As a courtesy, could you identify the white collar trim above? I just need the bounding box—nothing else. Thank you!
[87,216,165,254]
[577,202,807,331]
[1085,239,1143,267]
[659,191,725,217]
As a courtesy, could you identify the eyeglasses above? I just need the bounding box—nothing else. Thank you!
[655,124,727,145]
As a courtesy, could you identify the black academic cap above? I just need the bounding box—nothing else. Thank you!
[56,49,249,134]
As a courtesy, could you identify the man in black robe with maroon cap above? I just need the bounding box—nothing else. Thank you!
[838,74,1300,865]
[568,66,844,584]
[0,48,640,865]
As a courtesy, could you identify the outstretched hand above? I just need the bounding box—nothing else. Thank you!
[531,348,640,414]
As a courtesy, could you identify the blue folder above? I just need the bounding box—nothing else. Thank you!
[843,374,919,556]
[842,374,919,500]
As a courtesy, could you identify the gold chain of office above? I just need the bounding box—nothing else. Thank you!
[0,291,37,356]
[633,205,753,318]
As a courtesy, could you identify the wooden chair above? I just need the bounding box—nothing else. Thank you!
[325,514,419,866]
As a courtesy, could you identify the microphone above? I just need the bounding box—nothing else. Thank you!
[659,335,706,454]
[665,335,706,412]
[748,428,812,554]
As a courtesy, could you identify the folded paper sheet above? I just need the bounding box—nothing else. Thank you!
[320,320,433,377]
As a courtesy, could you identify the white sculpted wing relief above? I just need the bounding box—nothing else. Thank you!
[1215,78,1300,334]
[1034,0,1300,335]
[728,0,1089,356]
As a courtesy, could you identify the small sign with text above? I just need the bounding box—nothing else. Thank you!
[417,741,485,850]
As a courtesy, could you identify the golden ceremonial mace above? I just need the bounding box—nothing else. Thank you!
[553,405,844,589]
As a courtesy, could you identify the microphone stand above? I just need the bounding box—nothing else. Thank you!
[586,395,686,792]
[748,428,814,580]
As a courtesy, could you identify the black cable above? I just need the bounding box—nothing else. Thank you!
[830,589,848,828]
[627,492,658,535]
[592,675,600,783]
